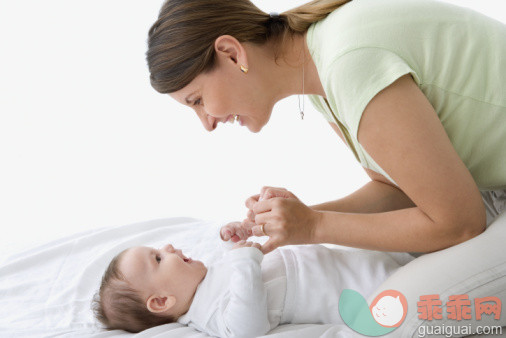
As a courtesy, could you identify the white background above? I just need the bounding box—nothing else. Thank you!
[1,0,504,257]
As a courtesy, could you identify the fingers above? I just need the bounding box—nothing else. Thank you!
[242,218,256,230]
[232,238,277,255]
[231,237,278,255]
[252,198,276,217]
[220,221,248,242]
[253,204,277,226]
[260,186,289,200]
[236,225,248,240]
[260,239,278,255]
[220,224,233,241]
[245,194,261,210]
[260,186,287,195]
[251,224,268,237]
[245,187,288,211]
[220,227,232,241]
[241,222,253,237]
[245,187,291,223]
[232,240,262,250]
[247,209,255,222]
[246,187,289,208]
[245,194,261,222]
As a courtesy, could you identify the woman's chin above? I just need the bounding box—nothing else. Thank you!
[242,115,268,133]
[248,124,262,133]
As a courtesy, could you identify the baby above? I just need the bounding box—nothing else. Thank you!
[91,221,415,336]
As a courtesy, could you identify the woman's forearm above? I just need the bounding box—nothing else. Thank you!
[309,180,416,214]
[311,207,476,253]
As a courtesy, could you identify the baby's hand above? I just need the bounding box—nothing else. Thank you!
[232,240,261,250]
[220,221,252,242]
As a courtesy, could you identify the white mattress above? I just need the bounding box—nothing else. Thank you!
[0,217,358,338]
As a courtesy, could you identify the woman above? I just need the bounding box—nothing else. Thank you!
[147,0,506,334]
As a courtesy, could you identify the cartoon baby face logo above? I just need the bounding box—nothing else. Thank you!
[339,289,408,336]
[370,290,408,327]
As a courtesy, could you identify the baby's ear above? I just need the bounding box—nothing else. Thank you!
[146,294,176,313]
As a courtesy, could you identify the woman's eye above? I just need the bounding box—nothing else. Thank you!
[193,98,201,106]
[156,255,161,263]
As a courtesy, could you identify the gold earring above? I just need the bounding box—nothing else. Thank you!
[240,64,248,74]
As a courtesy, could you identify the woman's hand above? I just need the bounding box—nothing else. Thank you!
[220,221,253,242]
[245,186,323,254]
[244,186,298,224]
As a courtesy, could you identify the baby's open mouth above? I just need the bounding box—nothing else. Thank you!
[184,258,192,263]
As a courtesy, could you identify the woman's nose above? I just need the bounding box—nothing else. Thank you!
[202,117,217,132]
[196,110,217,132]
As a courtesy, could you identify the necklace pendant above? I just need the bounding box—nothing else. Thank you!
[300,111,304,120]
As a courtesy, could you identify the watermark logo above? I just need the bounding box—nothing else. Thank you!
[339,290,502,337]
[417,294,501,321]
[417,294,503,336]
[339,289,408,336]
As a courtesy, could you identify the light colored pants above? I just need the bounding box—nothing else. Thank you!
[367,188,506,338]
[480,189,506,228]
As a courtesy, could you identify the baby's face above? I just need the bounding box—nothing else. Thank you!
[119,243,207,316]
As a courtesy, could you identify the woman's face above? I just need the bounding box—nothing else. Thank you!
[169,38,276,133]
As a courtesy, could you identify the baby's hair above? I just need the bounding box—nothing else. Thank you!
[91,248,176,333]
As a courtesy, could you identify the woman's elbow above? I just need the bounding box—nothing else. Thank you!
[459,203,488,240]
[426,216,486,253]
[448,216,487,248]
[459,221,487,242]
[442,201,487,246]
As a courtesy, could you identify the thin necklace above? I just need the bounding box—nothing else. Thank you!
[298,40,305,120]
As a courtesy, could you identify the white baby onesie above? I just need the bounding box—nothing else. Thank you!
[177,244,414,337]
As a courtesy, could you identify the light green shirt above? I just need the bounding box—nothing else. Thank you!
[306,0,506,190]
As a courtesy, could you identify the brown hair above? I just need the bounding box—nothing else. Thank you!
[146,0,352,94]
[91,248,176,333]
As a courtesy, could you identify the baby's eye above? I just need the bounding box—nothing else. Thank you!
[156,255,161,263]
[193,98,201,106]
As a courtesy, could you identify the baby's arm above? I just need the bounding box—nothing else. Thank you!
[215,241,271,338]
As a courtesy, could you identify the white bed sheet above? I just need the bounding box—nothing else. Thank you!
[0,217,360,338]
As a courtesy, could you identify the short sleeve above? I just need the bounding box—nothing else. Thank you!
[308,94,334,123]
[324,47,421,140]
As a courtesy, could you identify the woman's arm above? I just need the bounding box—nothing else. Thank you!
[309,179,416,214]
[312,207,468,253]
[251,75,487,255]
[311,74,487,253]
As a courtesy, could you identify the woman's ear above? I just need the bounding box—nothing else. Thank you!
[214,35,248,69]
[146,294,177,313]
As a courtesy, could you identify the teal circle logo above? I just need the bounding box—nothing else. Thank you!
[339,289,408,336]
